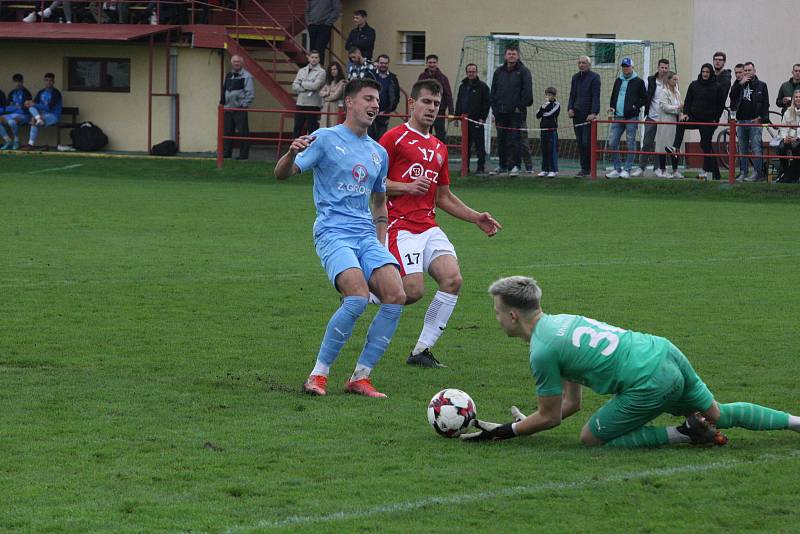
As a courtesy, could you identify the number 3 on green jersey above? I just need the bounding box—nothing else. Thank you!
[571,318,626,356]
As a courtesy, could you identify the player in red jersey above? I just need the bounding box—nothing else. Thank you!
[379,79,501,368]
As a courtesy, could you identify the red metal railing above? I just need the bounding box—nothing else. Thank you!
[217,106,470,176]
[591,118,795,183]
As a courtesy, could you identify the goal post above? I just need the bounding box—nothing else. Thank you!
[459,35,676,172]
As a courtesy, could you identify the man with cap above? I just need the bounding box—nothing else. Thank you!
[606,57,647,178]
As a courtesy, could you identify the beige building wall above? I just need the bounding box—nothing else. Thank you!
[341,0,694,107]
[692,0,795,114]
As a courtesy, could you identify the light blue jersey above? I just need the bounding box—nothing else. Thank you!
[295,124,388,240]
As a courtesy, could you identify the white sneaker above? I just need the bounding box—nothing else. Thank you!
[664,170,674,178]
[744,171,757,182]
[508,166,520,177]
[547,171,557,177]
[697,171,708,180]
[42,7,52,17]
[488,167,505,176]
[735,173,745,182]
[630,167,643,177]
[654,168,664,178]
[606,170,620,178]
[35,117,44,126]
[620,170,630,178]
[673,171,684,178]
[149,13,158,24]
[22,11,37,22]
[537,171,548,177]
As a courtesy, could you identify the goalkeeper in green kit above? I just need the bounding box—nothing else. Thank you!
[461,276,800,446]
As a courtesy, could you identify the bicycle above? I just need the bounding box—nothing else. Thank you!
[715,108,783,171]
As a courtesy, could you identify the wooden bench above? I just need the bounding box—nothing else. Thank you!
[57,107,80,145]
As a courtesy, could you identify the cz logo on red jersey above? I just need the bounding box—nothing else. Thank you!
[402,163,439,182]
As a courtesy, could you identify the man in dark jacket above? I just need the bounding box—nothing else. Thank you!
[775,64,800,113]
[305,0,341,65]
[369,54,400,141]
[605,57,647,177]
[455,63,491,174]
[417,54,454,142]
[713,51,732,106]
[344,9,375,61]
[729,61,770,181]
[666,63,726,181]
[490,45,533,175]
[567,55,601,176]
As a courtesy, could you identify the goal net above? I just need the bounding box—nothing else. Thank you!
[458,35,676,173]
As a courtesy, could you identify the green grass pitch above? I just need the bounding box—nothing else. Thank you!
[1,155,799,532]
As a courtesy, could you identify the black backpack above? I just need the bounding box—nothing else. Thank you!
[70,122,108,151]
[151,140,178,156]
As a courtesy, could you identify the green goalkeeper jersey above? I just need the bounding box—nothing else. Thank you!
[529,313,670,396]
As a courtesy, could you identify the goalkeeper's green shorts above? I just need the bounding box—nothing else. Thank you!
[587,343,715,442]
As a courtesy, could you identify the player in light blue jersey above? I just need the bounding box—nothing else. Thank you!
[461,276,800,447]
[275,78,406,398]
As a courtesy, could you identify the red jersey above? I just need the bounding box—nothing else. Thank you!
[379,123,450,234]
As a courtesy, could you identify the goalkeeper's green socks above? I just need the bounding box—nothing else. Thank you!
[715,402,796,431]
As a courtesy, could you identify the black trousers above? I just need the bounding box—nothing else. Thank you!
[495,111,524,170]
[672,123,719,179]
[293,106,321,139]
[223,110,250,159]
[573,113,591,173]
[432,116,447,143]
[368,115,390,141]
[307,24,332,64]
[466,122,486,171]
[778,142,800,182]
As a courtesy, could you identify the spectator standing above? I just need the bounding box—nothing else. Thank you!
[369,54,400,141]
[344,9,375,61]
[455,63,491,174]
[535,87,560,177]
[776,89,800,183]
[0,74,32,150]
[655,71,683,178]
[636,58,670,176]
[221,54,254,160]
[567,55,601,177]
[729,62,770,181]
[417,54,454,142]
[22,73,62,150]
[490,45,533,176]
[712,51,732,103]
[775,64,800,114]
[606,57,647,178]
[346,47,378,81]
[305,0,341,65]
[292,50,326,139]
[666,63,726,181]
[319,62,346,128]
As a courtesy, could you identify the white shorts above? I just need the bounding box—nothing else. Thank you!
[386,226,456,276]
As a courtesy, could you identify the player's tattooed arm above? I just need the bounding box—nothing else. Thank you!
[370,191,389,242]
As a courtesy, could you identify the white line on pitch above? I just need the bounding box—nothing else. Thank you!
[225,450,799,532]
[27,163,84,174]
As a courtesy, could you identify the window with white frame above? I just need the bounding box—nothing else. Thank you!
[401,32,426,64]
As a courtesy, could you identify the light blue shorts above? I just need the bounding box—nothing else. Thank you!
[315,231,399,289]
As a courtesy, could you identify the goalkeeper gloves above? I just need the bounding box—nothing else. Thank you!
[460,406,528,442]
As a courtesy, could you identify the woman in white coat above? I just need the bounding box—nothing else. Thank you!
[656,71,683,178]
[318,62,346,128]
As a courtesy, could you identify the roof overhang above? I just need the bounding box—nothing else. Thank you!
[0,22,179,42]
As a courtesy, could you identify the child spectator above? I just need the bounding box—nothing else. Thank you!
[536,87,561,177]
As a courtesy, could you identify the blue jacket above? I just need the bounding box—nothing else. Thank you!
[568,70,601,116]
[33,87,63,119]
[5,87,32,114]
